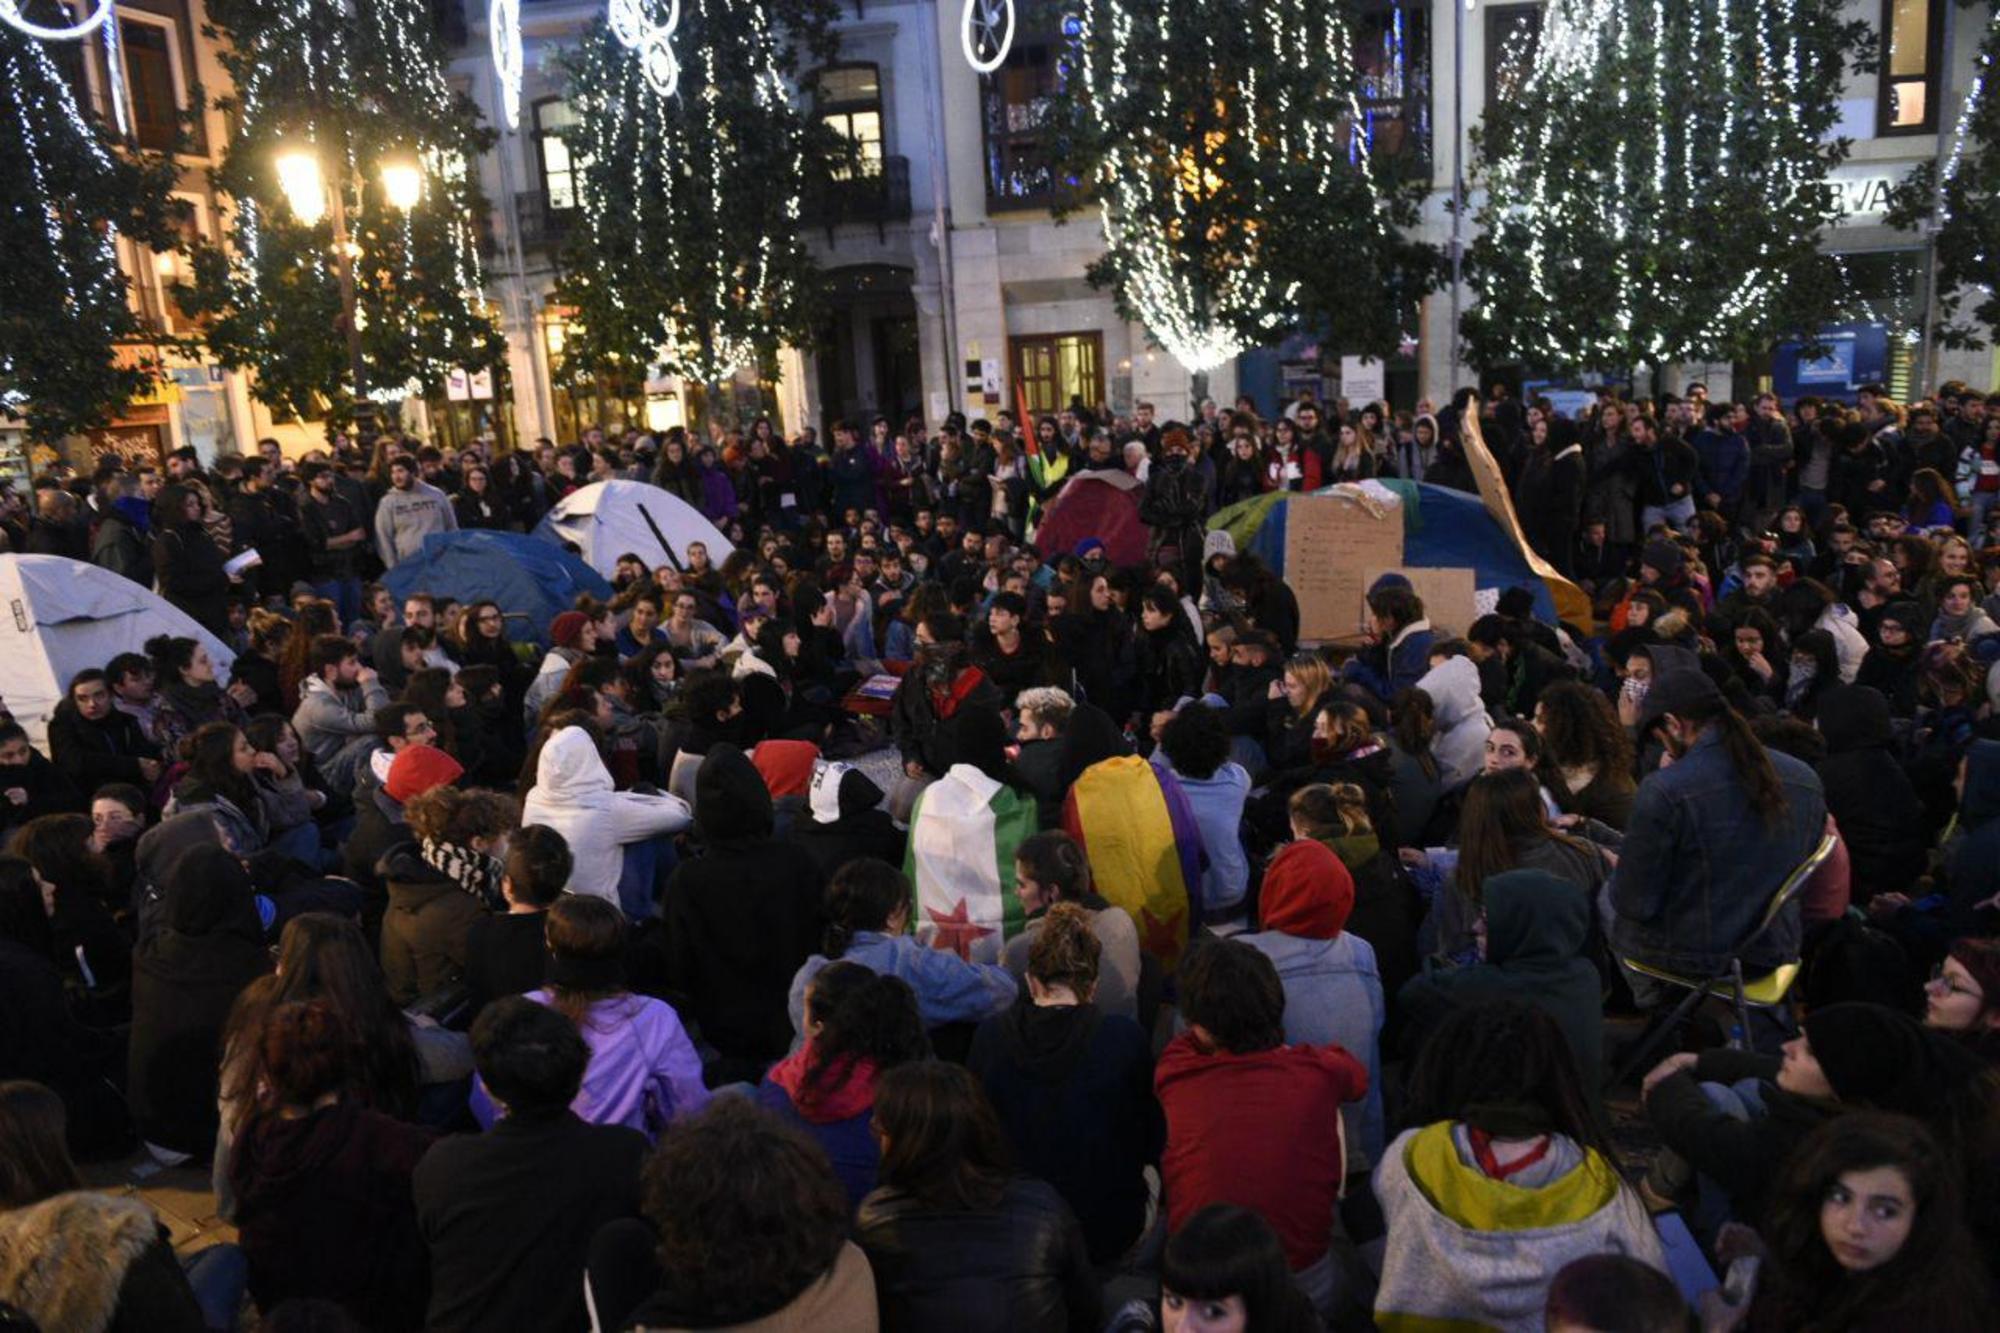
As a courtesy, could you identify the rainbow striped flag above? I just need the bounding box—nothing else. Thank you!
[905,764,1038,964]
[1061,756,1206,969]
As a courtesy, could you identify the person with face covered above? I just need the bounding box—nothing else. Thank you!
[1853,600,1924,717]
[888,611,1002,782]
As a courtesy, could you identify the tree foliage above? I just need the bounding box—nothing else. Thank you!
[1047,0,1439,370]
[554,0,845,387]
[1464,0,1872,372]
[1887,6,2000,349]
[0,24,186,442]
[183,0,506,423]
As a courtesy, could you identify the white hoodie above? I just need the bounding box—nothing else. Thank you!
[522,727,692,906]
[1414,655,1493,793]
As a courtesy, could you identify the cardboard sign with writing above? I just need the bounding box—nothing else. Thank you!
[1364,566,1478,638]
[1284,494,1403,642]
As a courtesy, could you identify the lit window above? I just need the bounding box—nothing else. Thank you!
[817,65,884,178]
[535,99,584,212]
[1880,0,1939,134]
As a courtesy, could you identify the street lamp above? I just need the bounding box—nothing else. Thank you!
[274,147,327,226]
[380,158,423,212]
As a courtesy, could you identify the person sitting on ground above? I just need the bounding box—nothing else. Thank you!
[856,1062,1102,1332]
[970,902,1161,1267]
[756,960,928,1210]
[1926,938,2000,1064]
[0,722,84,840]
[1720,1112,1994,1333]
[584,1101,879,1333]
[46,668,162,800]
[377,785,518,1006]
[1543,1254,1690,1333]
[0,1080,213,1332]
[1287,782,1420,999]
[343,737,462,908]
[461,823,568,1020]
[1340,581,1433,704]
[1000,829,1143,1025]
[413,997,648,1333]
[291,634,390,783]
[471,895,709,1141]
[1373,1001,1666,1332]
[520,725,690,916]
[1155,937,1369,1316]
[1239,837,1387,1174]
[790,857,1017,1039]
[1012,685,1075,827]
[789,759,905,881]
[659,742,827,1083]
[1154,702,1252,926]
[229,999,436,1331]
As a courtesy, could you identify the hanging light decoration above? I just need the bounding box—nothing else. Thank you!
[961,0,1014,73]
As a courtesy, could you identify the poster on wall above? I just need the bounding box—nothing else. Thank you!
[1339,356,1385,408]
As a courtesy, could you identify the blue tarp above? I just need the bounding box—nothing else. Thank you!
[1227,481,1558,624]
[382,530,611,647]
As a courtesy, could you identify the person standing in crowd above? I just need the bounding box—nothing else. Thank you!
[375,453,458,569]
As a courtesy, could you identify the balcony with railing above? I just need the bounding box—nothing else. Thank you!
[515,190,577,253]
[802,155,912,238]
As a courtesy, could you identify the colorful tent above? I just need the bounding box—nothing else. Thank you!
[905,764,1039,965]
[1030,469,1150,566]
[383,530,611,646]
[534,480,736,579]
[1061,755,1204,969]
[1209,480,1569,626]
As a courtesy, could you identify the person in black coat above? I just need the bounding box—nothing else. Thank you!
[0,725,85,841]
[126,844,270,1159]
[414,998,646,1333]
[1134,586,1203,720]
[1517,418,1586,576]
[967,904,1160,1266]
[1854,600,1924,718]
[857,1062,1102,1333]
[659,743,827,1083]
[1815,684,1931,902]
[46,670,162,795]
[151,483,236,639]
[789,762,905,881]
[461,825,565,1019]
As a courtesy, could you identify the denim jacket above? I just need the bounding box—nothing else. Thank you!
[1607,729,1826,977]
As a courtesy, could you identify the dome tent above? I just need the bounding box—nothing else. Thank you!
[382,530,612,648]
[0,555,236,750]
[533,480,736,580]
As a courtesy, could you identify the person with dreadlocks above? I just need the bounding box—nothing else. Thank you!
[1604,667,1828,990]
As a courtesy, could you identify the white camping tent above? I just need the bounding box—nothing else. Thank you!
[0,555,237,750]
[535,480,736,579]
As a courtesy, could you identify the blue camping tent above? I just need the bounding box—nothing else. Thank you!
[382,530,612,646]
[1210,480,1560,624]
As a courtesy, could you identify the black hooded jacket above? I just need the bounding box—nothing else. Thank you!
[789,765,905,880]
[659,743,827,1075]
[127,845,270,1156]
[1816,685,1929,900]
[966,996,1161,1265]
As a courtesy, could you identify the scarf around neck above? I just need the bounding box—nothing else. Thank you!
[419,837,505,910]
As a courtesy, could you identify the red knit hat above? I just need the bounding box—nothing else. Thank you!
[550,611,588,649]
[751,739,821,799]
[385,744,464,804]
[1258,839,1355,941]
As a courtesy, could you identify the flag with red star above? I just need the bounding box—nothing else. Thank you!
[1062,755,1204,969]
[905,763,1037,965]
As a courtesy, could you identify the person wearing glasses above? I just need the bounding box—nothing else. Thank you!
[1926,940,2000,1063]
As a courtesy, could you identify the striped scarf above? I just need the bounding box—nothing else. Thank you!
[420,837,505,911]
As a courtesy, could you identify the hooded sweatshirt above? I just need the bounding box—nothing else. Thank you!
[659,744,828,1073]
[755,1042,885,1210]
[521,727,691,907]
[1240,840,1386,1168]
[967,995,1162,1264]
[1814,685,1928,900]
[128,845,270,1155]
[1415,655,1493,792]
[1398,870,1604,1094]
[789,761,905,880]
[293,672,392,766]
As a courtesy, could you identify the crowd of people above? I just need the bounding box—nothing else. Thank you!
[2,376,2000,1332]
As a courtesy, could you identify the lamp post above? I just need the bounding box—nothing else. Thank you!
[273,143,423,426]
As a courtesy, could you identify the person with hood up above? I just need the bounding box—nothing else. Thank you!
[755,960,928,1210]
[1412,653,1492,793]
[373,454,458,569]
[1239,837,1387,1172]
[127,844,272,1162]
[1636,539,1703,617]
[1373,1002,1666,1333]
[969,902,1161,1266]
[523,611,596,728]
[789,758,905,880]
[1814,685,1928,903]
[659,742,827,1083]
[1397,869,1603,1094]
[1940,738,2000,938]
[1854,600,1924,717]
[521,725,690,916]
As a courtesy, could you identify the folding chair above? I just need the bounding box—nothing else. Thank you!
[1608,832,1839,1092]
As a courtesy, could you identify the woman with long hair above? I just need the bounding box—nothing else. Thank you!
[1719,607,1791,712]
[277,599,342,712]
[857,1062,1101,1331]
[1904,465,1960,530]
[1375,1002,1662,1331]
[755,959,928,1209]
[151,482,235,637]
[1533,679,1638,828]
[1441,769,1608,962]
[166,721,294,859]
[471,893,708,1139]
[1053,572,1135,719]
[148,634,252,756]
[10,813,129,1001]
[1738,1113,1992,1331]
[230,608,290,716]
[243,713,343,849]
[1265,652,1334,771]
[378,784,517,1005]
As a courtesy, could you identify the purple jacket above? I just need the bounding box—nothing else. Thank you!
[697,465,738,526]
[470,991,710,1140]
